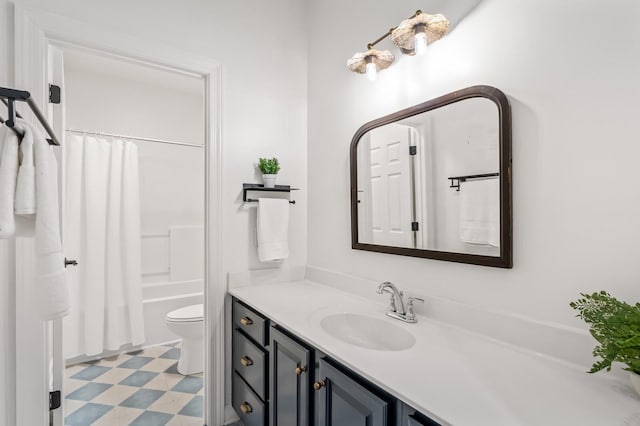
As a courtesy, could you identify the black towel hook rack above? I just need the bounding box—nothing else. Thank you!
[0,86,60,146]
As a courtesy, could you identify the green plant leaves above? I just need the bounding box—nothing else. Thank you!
[258,157,280,174]
[570,291,640,374]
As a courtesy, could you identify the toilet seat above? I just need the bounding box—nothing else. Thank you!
[166,304,203,323]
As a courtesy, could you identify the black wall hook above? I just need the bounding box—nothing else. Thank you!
[6,98,15,128]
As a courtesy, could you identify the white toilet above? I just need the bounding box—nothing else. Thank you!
[165,304,204,375]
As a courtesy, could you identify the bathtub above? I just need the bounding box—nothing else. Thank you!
[65,278,203,365]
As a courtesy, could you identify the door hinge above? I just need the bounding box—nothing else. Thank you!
[49,390,61,410]
[411,222,419,231]
[409,146,417,156]
[49,84,61,104]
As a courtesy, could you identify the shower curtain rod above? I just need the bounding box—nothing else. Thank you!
[66,128,204,148]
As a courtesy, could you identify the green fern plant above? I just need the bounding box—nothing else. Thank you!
[570,291,640,374]
[257,157,280,174]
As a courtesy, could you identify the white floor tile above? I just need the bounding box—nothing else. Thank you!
[167,391,196,410]
[64,398,85,416]
[93,367,135,385]
[113,406,145,424]
[147,391,179,414]
[91,384,138,406]
[92,406,117,425]
[65,378,87,395]
[141,357,177,373]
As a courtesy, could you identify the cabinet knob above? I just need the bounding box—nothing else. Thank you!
[240,402,253,414]
[240,356,253,367]
[295,365,307,376]
[240,316,253,326]
[313,380,326,391]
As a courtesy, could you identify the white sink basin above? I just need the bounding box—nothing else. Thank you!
[319,313,416,351]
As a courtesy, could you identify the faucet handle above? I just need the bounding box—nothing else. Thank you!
[406,297,424,322]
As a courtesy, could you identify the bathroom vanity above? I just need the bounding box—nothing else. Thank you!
[231,297,436,426]
[229,280,640,426]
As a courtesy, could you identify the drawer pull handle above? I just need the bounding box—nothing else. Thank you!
[240,402,253,414]
[240,316,253,326]
[240,356,253,367]
[313,380,326,391]
[295,365,307,376]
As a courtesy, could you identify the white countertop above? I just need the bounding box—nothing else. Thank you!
[229,280,640,426]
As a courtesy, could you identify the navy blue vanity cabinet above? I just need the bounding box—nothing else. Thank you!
[269,326,313,426]
[315,358,392,426]
[399,402,441,426]
[232,299,270,426]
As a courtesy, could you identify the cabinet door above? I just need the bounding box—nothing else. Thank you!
[316,359,389,426]
[399,401,441,426]
[270,327,312,426]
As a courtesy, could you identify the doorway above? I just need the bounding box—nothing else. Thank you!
[13,6,224,426]
[58,47,206,425]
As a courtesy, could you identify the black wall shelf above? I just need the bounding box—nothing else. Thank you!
[243,183,298,204]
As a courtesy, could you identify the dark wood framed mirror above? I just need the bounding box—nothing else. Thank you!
[350,85,512,268]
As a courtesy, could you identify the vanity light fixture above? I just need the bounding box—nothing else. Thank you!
[347,47,395,81]
[347,10,450,79]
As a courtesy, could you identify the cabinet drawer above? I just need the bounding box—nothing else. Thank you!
[233,299,268,346]
[233,371,266,426]
[233,328,267,401]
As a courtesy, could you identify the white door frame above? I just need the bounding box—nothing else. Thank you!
[13,5,225,425]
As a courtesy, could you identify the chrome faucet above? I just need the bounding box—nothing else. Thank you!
[376,281,424,323]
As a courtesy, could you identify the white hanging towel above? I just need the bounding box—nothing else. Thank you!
[14,120,69,319]
[14,122,36,214]
[459,178,500,248]
[0,126,19,238]
[257,198,290,262]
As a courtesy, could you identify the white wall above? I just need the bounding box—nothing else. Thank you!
[308,0,640,329]
[0,0,308,421]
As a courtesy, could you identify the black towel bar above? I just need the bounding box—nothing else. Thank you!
[0,87,60,146]
[448,173,499,191]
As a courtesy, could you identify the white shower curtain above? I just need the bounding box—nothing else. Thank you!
[63,133,145,358]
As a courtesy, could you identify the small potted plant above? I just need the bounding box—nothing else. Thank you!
[570,291,640,395]
[257,157,280,188]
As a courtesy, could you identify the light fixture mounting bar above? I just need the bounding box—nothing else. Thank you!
[365,10,422,49]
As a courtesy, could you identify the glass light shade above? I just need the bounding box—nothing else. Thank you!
[414,31,427,55]
[366,61,377,81]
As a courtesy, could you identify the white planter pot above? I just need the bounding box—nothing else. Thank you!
[262,174,277,188]
[630,372,640,397]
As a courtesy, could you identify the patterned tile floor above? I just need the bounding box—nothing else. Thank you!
[64,343,203,426]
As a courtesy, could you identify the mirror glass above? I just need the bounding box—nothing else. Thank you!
[350,86,512,268]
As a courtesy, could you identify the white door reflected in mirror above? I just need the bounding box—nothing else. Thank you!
[356,97,500,257]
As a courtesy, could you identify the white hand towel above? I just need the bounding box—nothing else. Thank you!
[257,198,290,262]
[459,178,500,247]
[14,120,36,215]
[0,125,19,238]
[17,120,69,319]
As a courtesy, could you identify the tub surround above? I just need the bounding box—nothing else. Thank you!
[229,279,640,425]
